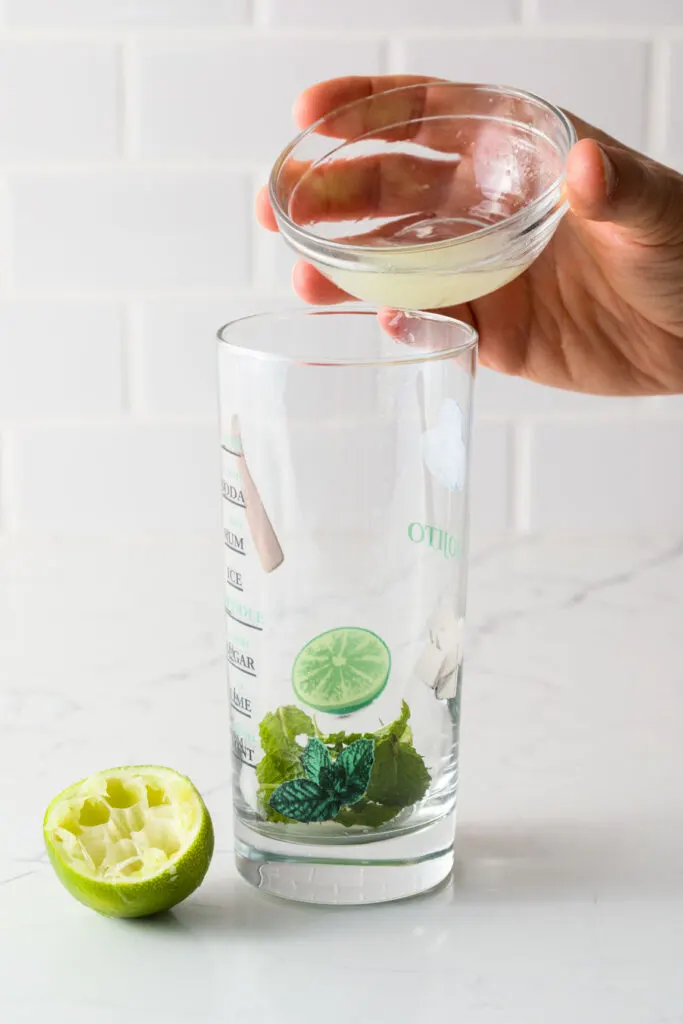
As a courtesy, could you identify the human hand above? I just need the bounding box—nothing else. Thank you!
[257,75,683,396]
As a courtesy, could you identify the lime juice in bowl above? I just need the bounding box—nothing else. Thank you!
[269,81,575,309]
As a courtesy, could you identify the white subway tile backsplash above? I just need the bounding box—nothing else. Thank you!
[254,221,299,291]
[666,44,683,155]
[6,0,249,26]
[475,369,653,418]
[14,424,220,531]
[0,179,11,290]
[0,303,124,418]
[135,38,384,160]
[529,420,683,532]
[399,37,650,149]
[137,297,298,417]
[10,173,250,291]
[537,0,683,23]
[470,422,512,539]
[140,296,309,417]
[0,9,680,537]
[137,300,228,419]
[264,0,517,28]
[0,43,119,162]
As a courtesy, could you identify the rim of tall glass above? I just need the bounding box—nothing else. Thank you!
[217,306,478,367]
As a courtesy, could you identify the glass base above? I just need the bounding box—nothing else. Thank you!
[235,811,456,905]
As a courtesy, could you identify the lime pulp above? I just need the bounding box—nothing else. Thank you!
[43,766,214,918]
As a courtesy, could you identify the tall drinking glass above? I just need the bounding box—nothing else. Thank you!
[218,307,477,904]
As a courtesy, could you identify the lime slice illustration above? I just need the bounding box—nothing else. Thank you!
[43,766,214,918]
[292,627,391,715]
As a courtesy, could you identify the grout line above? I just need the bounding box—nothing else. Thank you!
[119,302,135,415]
[123,302,147,417]
[252,0,270,28]
[248,170,262,289]
[119,37,138,160]
[0,159,263,174]
[511,421,533,534]
[0,429,19,533]
[0,407,681,431]
[376,35,390,75]
[0,415,219,430]
[645,38,671,158]
[1,25,683,42]
[0,176,14,293]
[0,408,681,429]
[520,0,539,24]
[385,36,404,74]
[0,287,295,301]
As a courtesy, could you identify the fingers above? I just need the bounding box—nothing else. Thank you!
[378,304,475,345]
[292,261,351,304]
[255,185,278,231]
[288,152,456,226]
[293,74,438,131]
[566,138,683,244]
[292,75,488,154]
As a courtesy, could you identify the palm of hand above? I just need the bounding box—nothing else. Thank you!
[481,200,683,396]
[466,212,683,396]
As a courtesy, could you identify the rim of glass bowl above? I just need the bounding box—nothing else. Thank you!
[217,306,478,366]
[268,81,578,259]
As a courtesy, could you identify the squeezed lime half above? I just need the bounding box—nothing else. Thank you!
[292,626,391,715]
[43,766,214,918]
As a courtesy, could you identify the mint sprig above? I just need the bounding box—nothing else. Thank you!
[270,737,375,823]
[255,701,430,828]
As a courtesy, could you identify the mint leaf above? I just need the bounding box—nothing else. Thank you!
[366,735,430,807]
[335,800,401,829]
[256,701,430,826]
[300,737,332,784]
[256,748,304,822]
[374,700,411,743]
[259,706,315,755]
[269,778,341,823]
[256,748,301,786]
[324,731,365,745]
[332,737,375,806]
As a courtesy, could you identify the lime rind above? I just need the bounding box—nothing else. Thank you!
[43,766,214,918]
[292,627,391,715]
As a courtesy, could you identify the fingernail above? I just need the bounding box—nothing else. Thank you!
[599,146,618,198]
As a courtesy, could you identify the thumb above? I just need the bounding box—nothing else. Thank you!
[566,137,683,243]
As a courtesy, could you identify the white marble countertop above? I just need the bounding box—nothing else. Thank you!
[1,533,682,1023]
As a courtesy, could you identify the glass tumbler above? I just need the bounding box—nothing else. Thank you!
[218,307,477,904]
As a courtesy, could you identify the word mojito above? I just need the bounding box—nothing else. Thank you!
[408,521,460,560]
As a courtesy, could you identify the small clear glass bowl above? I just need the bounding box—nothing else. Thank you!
[269,81,577,309]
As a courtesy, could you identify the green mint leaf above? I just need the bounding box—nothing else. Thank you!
[321,729,368,761]
[269,778,341,823]
[300,737,332,784]
[259,706,315,756]
[255,748,301,786]
[256,749,304,823]
[332,737,375,806]
[366,735,431,808]
[335,800,401,829]
[374,700,412,743]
